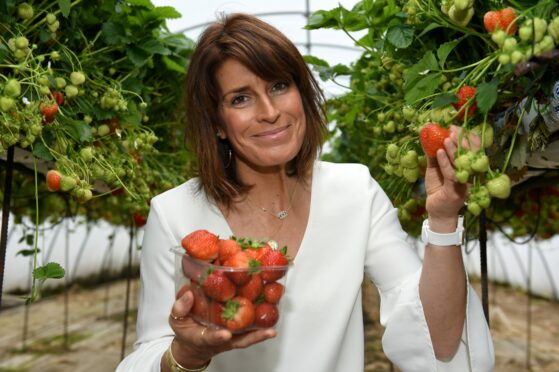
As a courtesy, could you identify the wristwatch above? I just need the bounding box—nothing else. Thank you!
[421,216,464,246]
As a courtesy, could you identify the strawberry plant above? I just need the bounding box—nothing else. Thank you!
[0,0,195,301]
[308,0,559,239]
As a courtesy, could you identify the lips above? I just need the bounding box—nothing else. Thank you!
[253,125,290,138]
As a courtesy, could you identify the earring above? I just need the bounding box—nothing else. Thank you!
[225,148,232,168]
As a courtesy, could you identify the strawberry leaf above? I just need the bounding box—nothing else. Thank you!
[404,72,441,105]
[33,262,65,281]
[437,37,464,69]
[476,79,499,114]
[32,142,54,161]
[386,24,414,49]
[58,0,70,18]
[432,93,458,109]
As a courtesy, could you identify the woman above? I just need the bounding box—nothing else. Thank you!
[118,13,494,372]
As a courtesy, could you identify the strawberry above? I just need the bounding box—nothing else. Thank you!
[181,229,219,262]
[483,10,500,33]
[46,169,62,192]
[254,303,279,328]
[40,102,59,123]
[419,123,450,157]
[190,283,210,320]
[263,282,284,304]
[217,238,242,262]
[221,297,255,332]
[59,175,77,192]
[223,251,260,286]
[453,85,477,120]
[51,90,64,105]
[238,274,263,302]
[486,173,511,199]
[201,270,236,302]
[244,242,272,262]
[209,301,225,327]
[499,8,518,35]
[133,212,147,227]
[260,248,289,282]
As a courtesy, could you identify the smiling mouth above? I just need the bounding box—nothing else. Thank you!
[254,125,290,137]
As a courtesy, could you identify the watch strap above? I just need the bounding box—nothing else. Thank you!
[422,216,464,246]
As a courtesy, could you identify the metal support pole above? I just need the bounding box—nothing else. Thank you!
[0,146,15,310]
[479,210,489,325]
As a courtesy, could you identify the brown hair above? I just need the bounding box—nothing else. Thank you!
[184,13,327,207]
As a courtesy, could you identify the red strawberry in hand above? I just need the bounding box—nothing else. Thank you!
[254,303,279,328]
[181,229,219,261]
[201,270,236,302]
[419,123,451,158]
[46,169,62,191]
[260,248,289,282]
[238,274,264,302]
[217,238,242,262]
[453,85,477,120]
[221,296,255,332]
[263,282,285,304]
[223,251,260,286]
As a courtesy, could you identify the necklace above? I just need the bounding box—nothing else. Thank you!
[246,180,298,220]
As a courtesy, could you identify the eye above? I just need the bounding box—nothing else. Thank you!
[231,94,249,106]
[271,80,289,93]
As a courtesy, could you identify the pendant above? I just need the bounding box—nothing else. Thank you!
[277,210,288,220]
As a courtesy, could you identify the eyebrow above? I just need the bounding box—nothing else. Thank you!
[221,85,250,100]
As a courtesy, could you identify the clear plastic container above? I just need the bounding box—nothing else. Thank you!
[171,247,289,333]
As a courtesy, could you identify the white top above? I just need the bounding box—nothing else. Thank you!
[117,161,494,372]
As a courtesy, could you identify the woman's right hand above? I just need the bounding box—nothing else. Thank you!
[163,289,277,370]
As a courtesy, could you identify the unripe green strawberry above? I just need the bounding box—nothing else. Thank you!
[373,126,382,136]
[510,50,524,64]
[51,51,61,60]
[401,150,418,168]
[377,112,386,123]
[84,115,93,124]
[393,165,403,177]
[491,30,507,47]
[455,153,472,173]
[549,17,559,43]
[471,154,490,173]
[48,20,60,33]
[502,37,517,53]
[38,76,49,86]
[402,167,419,183]
[455,169,470,184]
[0,96,15,112]
[17,3,34,19]
[398,208,411,222]
[46,13,57,25]
[454,0,470,11]
[13,49,28,60]
[498,53,510,65]
[402,106,415,121]
[80,147,94,162]
[471,124,494,148]
[65,85,78,98]
[486,173,511,199]
[30,124,42,136]
[383,120,396,133]
[70,71,86,85]
[15,36,29,50]
[60,175,77,192]
[467,201,482,216]
[478,195,491,209]
[383,163,394,175]
[386,143,399,158]
[39,85,50,95]
[4,79,21,97]
[97,124,110,136]
[55,77,66,89]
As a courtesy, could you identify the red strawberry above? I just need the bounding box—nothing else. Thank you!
[221,296,255,332]
[254,303,279,328]
[499,8,517,35]
[46,169,62,191]
[181,229,219,261]
[223,251,260,286]
[238,274,263,302]
[483,10,500,33]
[209,301,225,327]
[133,212,147,227]
[40,102,59,123]
[217,238,242,262]
[263,282,285,304]
[245,242,273,262]
[51,90,64,106]
[201,270,236,302]
[453,85,477,120]
[260,248,289,282]
[419,123,451,157]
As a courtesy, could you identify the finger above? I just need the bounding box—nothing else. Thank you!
[170,290,194,323]
[199,327,232,347]
[450,125,481,151]
[436,148,456,182]
[228,328,277,349]
[443,137,458,165]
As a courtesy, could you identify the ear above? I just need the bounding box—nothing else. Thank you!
[216,128,226,140]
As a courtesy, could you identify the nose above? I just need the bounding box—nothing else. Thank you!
[256,95,280,123]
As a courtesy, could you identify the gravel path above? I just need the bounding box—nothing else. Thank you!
[1,277,557,371]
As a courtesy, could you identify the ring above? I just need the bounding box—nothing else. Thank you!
[171,313,186,321]
[201,327,207,337]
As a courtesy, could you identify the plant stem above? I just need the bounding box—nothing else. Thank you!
[502,106,526,173]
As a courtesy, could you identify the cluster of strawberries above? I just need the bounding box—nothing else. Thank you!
[178,229,290,333]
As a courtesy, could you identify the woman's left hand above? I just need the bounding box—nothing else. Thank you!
[424,125,480,221]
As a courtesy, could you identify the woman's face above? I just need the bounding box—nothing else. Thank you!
[216,58,306,172]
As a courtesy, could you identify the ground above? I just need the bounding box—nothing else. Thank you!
[0,277,558,371]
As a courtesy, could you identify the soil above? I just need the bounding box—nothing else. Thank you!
[1,277,558,371]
